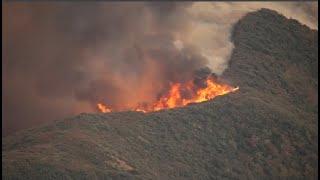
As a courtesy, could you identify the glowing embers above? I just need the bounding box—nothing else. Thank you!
[97,76,239,113]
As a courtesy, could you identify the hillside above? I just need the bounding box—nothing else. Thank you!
[2,9,318,179]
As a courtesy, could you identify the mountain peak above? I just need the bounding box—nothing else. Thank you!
[223,7,317,102]
[3,8,318,180]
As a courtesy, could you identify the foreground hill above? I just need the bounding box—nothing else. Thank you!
[2,9,318,179]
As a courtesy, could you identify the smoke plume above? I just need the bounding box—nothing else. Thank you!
[2,2,318,135]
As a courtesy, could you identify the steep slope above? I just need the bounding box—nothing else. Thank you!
[2,9,318,180]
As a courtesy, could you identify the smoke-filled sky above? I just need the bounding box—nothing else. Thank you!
[2,2,318,136]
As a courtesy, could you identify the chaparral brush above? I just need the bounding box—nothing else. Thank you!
[97,75,239,113]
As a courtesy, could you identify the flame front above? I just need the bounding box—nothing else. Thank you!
[97,76,239,113]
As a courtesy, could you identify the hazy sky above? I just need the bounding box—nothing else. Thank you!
[2,2,318,136]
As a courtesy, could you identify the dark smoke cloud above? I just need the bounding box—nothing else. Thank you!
[2,2,317,136]
[2,2,205,135]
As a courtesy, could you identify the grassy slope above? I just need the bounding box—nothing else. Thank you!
[2,9,318,180]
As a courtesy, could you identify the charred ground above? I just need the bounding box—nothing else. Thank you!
[2,9,318,179]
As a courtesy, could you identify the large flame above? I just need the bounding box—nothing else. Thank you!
[97,76,239,113]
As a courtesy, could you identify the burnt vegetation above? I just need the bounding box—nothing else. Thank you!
[2,9,318,179]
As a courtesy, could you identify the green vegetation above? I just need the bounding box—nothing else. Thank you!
[2,9,318,179]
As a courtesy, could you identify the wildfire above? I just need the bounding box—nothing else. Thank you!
[97,76,239,113]
[97,103,112,113]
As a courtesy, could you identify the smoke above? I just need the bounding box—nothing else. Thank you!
[183,2,318,74]
[2,2,318,135]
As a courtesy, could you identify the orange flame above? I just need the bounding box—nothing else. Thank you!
[97,76,239,113]
[97,103,112,113]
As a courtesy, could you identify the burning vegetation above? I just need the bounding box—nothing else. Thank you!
[97,72,239,113]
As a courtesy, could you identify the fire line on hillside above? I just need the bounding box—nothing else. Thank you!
[97,75,239,113]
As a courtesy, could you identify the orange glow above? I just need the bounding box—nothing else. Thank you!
[97,103,111,113]
[97,76,239,113]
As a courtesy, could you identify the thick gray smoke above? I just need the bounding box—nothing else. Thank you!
[2,2,318,136]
